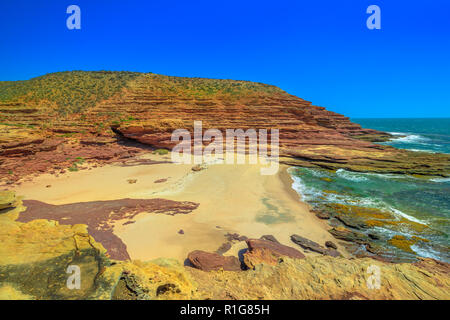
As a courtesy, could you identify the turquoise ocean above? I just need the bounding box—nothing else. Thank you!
[289,118,450,262]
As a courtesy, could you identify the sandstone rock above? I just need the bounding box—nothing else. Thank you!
[314,211,331,219]
[1,73,450,186]
[80,137,116,146]
[291,234,341,257]
[0,200,118,299]
[291,234,326,254]
[328,227,370,244]
[112,258,197,300]
[188,256,450,300]
[191,164,205,172]
[187,250,241,272]
[243,239,305,269]
[368,233,380,240]
[260,234,280,243]
[225,232,248,242]
[335,215,365,229]
[0,191,16,210]
[325,241,337,249]
[324,248,341,257]
[216,242,232,255]
[1,195,448,300]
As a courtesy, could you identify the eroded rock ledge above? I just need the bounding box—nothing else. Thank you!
[1,72,449,186]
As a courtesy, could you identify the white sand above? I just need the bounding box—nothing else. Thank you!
[15,152,347,262]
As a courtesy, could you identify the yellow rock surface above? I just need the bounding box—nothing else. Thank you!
[1,193,449,300]
[112,258,197,300]
[187,256,450,300]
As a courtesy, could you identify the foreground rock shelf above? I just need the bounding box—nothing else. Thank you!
[1,193,449,300]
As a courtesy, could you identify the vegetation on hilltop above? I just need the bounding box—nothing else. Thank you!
[131,73,287,99]
[0,71,288,115]
[0,71,141,114]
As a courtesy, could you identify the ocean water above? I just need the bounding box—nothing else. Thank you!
[289,118,450,262]
[353,118,450,154]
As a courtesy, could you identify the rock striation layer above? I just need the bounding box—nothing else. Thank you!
[17,198,199,260]
[1,71,449,186]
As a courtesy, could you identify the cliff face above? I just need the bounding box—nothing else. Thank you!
[1,71,448,184]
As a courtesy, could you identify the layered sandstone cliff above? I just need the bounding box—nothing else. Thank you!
[1,71,449,187]
[1,192,449,300]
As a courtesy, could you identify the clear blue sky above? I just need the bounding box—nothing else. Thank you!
[1,0,449,118]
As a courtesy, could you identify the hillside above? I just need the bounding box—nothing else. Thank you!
[1,71,449,185]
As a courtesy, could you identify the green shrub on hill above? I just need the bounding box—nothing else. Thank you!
[0,71,288,115]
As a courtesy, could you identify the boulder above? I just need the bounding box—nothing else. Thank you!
[291,234,341,257]
[260,234,280,243]
[291,234,326,254]
[187,250,241,272]
[0,191,16,210]
[325,241,337,249]
[324,248,341,257]
[243,239,305,269]
[191,164,205,172]
[328,227,370,244]
[225,232,248,242]
[314,211,331,220]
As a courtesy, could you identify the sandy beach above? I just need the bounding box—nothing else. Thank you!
[15,152,347,262]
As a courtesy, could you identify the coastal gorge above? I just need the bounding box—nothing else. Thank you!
[0,71,449,299]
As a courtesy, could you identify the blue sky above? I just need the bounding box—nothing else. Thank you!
[1,0,449,117]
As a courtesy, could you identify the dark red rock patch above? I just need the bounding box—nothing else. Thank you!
[18,198,199,260]
[243,239,305,269]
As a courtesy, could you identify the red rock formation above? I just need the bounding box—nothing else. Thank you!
[18,198,199,260]
[1,72,449,182]
[243,238,305,269]
[187,250,242,271]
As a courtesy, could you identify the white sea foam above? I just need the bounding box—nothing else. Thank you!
[389,132,406,136]
[389,207,426,225]
[407,148,438,153]
[307,168,329,178]
[388,133,431,145]
[290,174,322,202]
[336,169,368,182]
[346,170,422,181]
[372,226,398,237]
[335,169,411,183]
[430,177,450,183]
[410,245,447,262]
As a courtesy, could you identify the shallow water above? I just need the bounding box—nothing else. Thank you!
[289,167,450,262]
